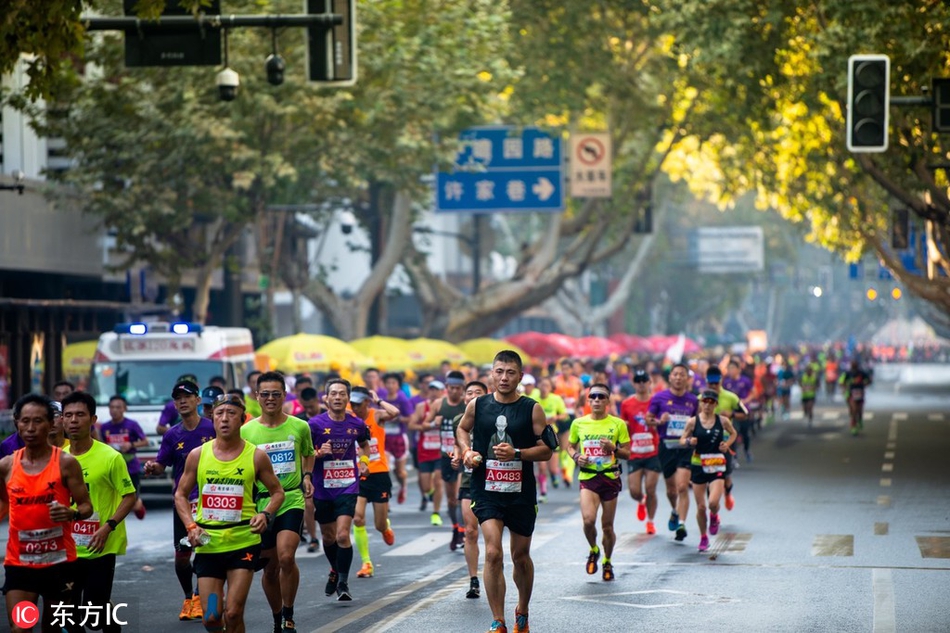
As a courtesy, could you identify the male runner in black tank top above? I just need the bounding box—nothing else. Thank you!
[457,351,551,633]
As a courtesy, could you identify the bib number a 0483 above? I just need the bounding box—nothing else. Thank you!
[485,459,523,493]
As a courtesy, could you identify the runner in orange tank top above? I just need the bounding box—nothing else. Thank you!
[0,394,92,633]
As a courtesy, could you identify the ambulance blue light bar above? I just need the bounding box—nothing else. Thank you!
[114,322,204,335]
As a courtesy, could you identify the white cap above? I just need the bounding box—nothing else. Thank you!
[521,374,536,386]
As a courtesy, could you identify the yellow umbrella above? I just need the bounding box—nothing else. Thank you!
[62,340,98,380]
[406,338,470,369]
[257,333,374,374]
[458,338,531,366]
[349,336,416,372]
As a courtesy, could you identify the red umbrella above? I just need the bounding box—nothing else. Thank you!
[574,336,626,358]
[504,332,575,360]
[608,333,654,354]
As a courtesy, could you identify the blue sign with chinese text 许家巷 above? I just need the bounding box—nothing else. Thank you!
[435,127,564,213]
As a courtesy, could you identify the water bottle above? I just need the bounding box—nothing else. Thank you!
[179,533,211,549]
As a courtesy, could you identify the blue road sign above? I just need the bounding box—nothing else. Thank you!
[435,127,564,213]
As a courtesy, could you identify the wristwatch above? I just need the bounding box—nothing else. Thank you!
[514,449,522,460]
[106,519,119,530]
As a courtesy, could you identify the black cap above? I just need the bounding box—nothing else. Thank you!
[701,389,719,402]
[201,385,225,405]
[633,369,650,383]
[172,380,200,398]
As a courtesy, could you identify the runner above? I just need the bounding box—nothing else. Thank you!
[143,379,216,622]
[620,369,660,534]
[378,372,412,505]
[99,395,149,520]
[704,367,746,511]
[349,386,398,579]
[157,374,199,436]
[308,379,371,602]
[824,355,839,399]
[409,380,446,525]
[1,394,92,633]
[451,380,489,599]
[800,364,819,427]
[680,390,737,552]
[568,384,631,582]
[299,386,322,553]
[428,371,468,548]
[239,372,315,633]
[176,393,284,633]
[553,360,583,488]
[457,350,555,633]
[776,359,796,421]
[61,391,137,633]
[646,363,699,543]
[840,360,873,435]
[532,378,567,497]
[245,370,263,419]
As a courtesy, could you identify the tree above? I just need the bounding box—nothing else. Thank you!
[650,0,950,325]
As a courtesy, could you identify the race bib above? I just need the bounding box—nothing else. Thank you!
[201,483,244,522]
[368,438,382,462]
[18,526,67,565]
[261,441,296,476]
[441,430,455,453]
[484,459,523,493]
[106,432,129,449]
[323,459,356,489]
[71,511,100,548]
[851,388,864,401]
[384,424,402,436]
[699,453,726,474]
[666,415,688,438]
[421,430,441,451]
[630,432,655,455]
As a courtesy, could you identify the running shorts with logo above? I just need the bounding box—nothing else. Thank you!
[359,472,393,504]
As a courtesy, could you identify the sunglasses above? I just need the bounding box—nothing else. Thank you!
[633,377,650,383]
[257,390,284,400]
[588,393,609,400]
[213,394,246,410]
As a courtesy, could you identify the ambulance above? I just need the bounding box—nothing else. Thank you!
[88,322,255,493]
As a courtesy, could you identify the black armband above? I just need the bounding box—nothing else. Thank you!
[539,425,559,450]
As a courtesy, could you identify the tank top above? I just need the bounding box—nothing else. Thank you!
[364,410,390,474]
[439,399,466,457]
[5,447,77,567]
[470,394,538,505]
[195,440,260,554]
[416,400,442,463]
[690,414,727,475]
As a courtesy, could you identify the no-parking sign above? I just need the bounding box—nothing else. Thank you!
[570,133,612,198]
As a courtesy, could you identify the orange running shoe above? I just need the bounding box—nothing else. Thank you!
[725,493,735,511]
[383,527,395,546]
[356,562,374,578]
[188,595,203,620]
[487,620,508,633]
[636,501,646,522]
[646,521,656,535]
[397,487,406,504]
[513,610,529,633]
[585,549,598,575]
[178,598,192,621]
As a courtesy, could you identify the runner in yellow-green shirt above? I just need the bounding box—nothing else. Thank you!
[240,371,315,633]
[567,384,631,582]
[533,377,569,499]
[62,391,137,633]
[176,393,284,633]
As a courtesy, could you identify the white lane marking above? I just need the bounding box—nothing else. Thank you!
[789,411,804,420]
[383,532,454,557]
[822,411,839,421]
[373,577,469,632]
[881,463,894,473]
[880,479,891,487]
[893,413,908,421]
[886,442,896,450]
[927,413,944,422]
[863,412,874,421]
[872,568,896,633]
[563,589,739,609]
[884,451,895,460]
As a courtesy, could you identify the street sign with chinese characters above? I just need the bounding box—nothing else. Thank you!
[435,127,564,213]
[570,133,612,198]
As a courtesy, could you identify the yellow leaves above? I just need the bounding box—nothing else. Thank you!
[231,171,255,191]
[542,113,569,128]
[477,70,493,82]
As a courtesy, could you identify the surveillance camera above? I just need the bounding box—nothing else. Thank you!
[339,210,357,235]
[216,67,240,101]
[265,54,285,86]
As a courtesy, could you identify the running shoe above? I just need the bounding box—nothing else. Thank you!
[325,570,339,596]
[450,528,461,552]
[134,503,146,520]
[602,561,615,582]
[675,524,687,542]
[383,527,396,546]
[398,487,406,504]
[431,513,443,526]
[307,538,320,553]
[585,549,599,575]
[538,493,547,504]
[551,475,560,489]
[188,595,203,620]
[420,495,428,512]
[513,610,529,633]
[698,535,709,552]
[725,493,735,511]
[637,501,646,522]
[646,521,656,535]
[178,598,192,621]
[282,619,297,633]
[466,577,480,599]
[356,562,374,578]
[487,620,508,633]
[668,512,679,532]
[336,581,352,601]
[709,513,720,536]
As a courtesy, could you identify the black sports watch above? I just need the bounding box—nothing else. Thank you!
[106,519,119,530]
[514,449,522,460]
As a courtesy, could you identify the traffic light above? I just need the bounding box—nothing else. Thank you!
[306,0,357,86]
[847,54,890,152]
[933,78,950,133]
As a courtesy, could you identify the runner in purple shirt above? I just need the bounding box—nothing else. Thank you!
[0,431,24,459]
[100,394,150,519]
[381,373,416,505]
[308,378,370,602]
[722,360,754,401]
[143,379,215,620]
[646,363,699,543]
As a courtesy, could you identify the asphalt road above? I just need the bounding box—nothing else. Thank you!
[3,385,948,632]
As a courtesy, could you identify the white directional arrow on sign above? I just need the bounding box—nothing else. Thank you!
[532,177,555,201]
